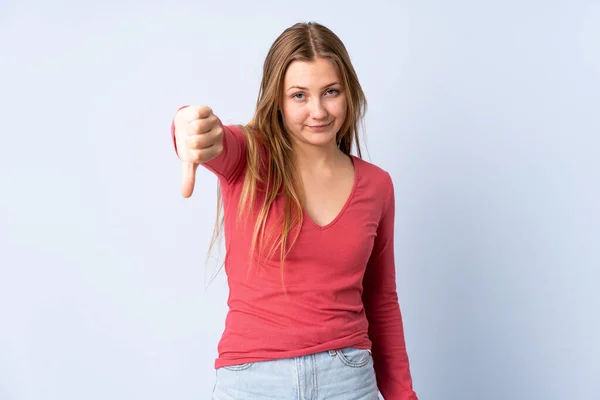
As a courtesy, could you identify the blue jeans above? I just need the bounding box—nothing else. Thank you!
[212,348,380,399]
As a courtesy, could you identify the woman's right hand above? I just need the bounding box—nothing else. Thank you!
[173,106,224,198]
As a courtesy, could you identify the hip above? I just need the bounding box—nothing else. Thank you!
[212,347,379,400]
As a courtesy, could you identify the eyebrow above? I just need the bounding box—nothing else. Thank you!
[287,82,341,91]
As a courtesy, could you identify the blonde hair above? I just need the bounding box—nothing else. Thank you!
[208,22,367,288]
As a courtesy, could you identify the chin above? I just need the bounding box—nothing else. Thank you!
[302,131,338,147]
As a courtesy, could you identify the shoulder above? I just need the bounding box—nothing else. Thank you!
[352,155,394,191]
[352,155,396,217]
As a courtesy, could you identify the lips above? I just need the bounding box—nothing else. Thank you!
[308,121,332,129]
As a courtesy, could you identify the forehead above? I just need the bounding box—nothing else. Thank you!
[283,58,341,88]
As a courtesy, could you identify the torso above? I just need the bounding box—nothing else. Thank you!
[215,153,392,367]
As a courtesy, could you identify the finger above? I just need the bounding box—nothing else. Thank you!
[190,105,213,120]
[181,161,199,198]
[186,130,219,150]
[187,144,222,163]
[188,115,218,135]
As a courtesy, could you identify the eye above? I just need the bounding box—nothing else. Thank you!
[325,88,340,96]
[292,92,305,100]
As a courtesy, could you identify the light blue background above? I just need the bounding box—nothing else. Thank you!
[1,1,598,399]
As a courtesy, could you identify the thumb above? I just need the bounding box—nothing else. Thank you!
[181,161,199,198]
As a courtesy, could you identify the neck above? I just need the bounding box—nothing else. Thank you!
[292,141,346,173]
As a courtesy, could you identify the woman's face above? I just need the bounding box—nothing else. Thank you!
[280,57,347,150]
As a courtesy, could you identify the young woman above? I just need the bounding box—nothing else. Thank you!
[171,22,418,400]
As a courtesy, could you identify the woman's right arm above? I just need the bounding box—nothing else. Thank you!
[171,105,247,197]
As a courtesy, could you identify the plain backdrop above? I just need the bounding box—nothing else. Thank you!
[1,1,599,399]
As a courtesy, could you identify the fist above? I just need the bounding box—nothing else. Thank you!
[173,105,224,197]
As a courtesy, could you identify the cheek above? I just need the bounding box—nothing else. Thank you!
[328,94,347,116]
[282,103,306,126]
[332,99,347,119]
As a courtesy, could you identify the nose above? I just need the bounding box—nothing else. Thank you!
[310,98,328,120]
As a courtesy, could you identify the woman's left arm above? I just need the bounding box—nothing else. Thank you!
[362,173,419,400]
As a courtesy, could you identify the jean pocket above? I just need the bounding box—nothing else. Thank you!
[221,362,254,371]
[336,347,372,368]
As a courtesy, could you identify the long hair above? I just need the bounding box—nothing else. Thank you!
[207,22,367,288]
